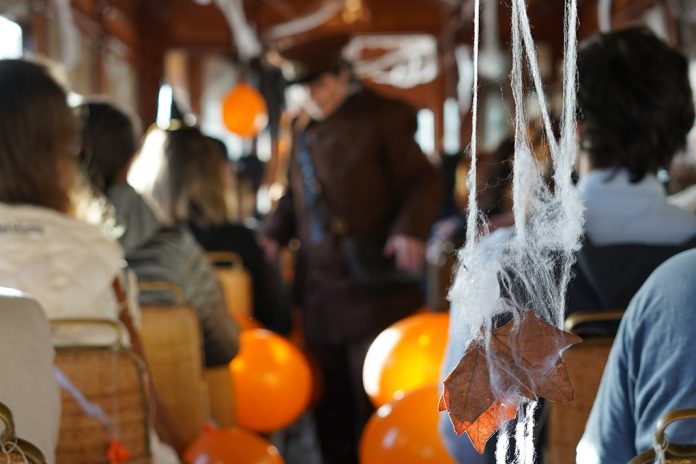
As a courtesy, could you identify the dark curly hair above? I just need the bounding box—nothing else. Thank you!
[577,27,695,183]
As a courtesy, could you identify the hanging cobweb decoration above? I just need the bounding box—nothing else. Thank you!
[440,0,585,461]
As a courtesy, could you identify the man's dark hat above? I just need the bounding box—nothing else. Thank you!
[267,33,352,84]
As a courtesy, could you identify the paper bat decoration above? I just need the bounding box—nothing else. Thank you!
[439,310,582,453]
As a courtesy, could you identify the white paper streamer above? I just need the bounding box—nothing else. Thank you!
[213,0,263,61]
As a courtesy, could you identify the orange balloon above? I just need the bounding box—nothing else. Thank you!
[184,427,284,464]
[360,385,456,464]
[363,312,449,407]
[230,329,312,432]
[221,82,268,138]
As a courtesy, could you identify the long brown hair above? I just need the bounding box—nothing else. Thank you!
[131,125,230,227]
[0,59,77,213]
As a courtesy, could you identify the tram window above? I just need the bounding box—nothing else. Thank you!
[443,97,461,155]
[416,108,435,156]
[0,16,22,59]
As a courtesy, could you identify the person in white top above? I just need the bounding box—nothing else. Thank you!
[0,59,180,463]
[0,59,134,342]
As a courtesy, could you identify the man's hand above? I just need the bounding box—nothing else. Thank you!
[258,235,281,263]
[384,235,426,273]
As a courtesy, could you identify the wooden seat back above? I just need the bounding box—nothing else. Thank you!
[544,311,624,464]
[138,281,208,448]
[52,320,151,464]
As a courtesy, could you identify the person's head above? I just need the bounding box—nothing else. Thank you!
[77,100,138,193]
[303,62,354,119]
[274,33,355,119]
[129,125,230,227]
[0,59,77,213]
[577,27,695,182]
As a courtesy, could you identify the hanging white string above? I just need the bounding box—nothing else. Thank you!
[464,0,481,251]
[213,0,263,61]
[265,0,346,40]
[55,366,115,435]
[495,423,510,462]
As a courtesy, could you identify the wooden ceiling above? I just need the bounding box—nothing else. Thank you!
[139,0,460,52]
[133,0,673,59]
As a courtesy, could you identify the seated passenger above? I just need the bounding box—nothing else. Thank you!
[145,129,291,334]
[577,249,696,463]
[567,27,696,316]
[77,100,239,368]
[0,59,136,341]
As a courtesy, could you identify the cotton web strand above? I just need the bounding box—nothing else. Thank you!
[447,0,584,460]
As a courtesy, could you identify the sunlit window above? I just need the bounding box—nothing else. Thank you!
[443,98,461,155]
[0,16,22,59]
[416,108,435,156]
[156,83,173,130]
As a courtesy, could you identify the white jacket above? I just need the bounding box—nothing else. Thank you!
[0,203,131,343]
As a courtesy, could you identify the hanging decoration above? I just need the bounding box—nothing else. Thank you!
[440,0,584,459]
[221,82,268,138]
[212,0,262,61]
[210,0,268,138]
[343,35,439,89]
[265,0,346,40]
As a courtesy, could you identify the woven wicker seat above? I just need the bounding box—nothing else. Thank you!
[629,409,696,464]
[204,367,236,427]
[207,252,253,322]
[544,311,623,464]
[53,333,151,464]
[0,402,46,464]
[206,253,249,427]
[138,281,208,448]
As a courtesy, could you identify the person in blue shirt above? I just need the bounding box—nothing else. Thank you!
[577,249,696,462]
[567,26,696,318]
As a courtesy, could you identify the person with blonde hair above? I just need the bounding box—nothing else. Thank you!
[0,58,141,463]
[130,126,291,333]
[78,100,240,368]
[0,59,136,340]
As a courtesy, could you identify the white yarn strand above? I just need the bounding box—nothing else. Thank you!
[512,0,559,160]
[495,424,510,463]
[464,0,481,251]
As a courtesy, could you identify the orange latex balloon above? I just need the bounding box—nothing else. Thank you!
[360,385,456,464]
[184,427,284,464]
[221,82,268,138]
[230,329,312,432]
[363,312,449,407]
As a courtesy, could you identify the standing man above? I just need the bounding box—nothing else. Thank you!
[262,33,442,463]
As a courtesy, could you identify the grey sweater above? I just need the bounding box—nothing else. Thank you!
[108,184,239,367]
